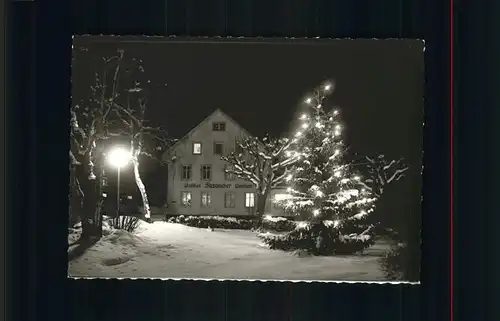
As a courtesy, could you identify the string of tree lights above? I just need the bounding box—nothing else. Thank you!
[260,82,387,255]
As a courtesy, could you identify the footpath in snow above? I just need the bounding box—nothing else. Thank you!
[68,220,390,281]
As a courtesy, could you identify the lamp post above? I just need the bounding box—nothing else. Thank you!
[107,147,132,223]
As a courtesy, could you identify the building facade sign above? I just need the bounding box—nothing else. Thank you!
[183,182,254,189]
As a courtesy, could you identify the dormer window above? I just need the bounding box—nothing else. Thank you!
[212,122,226,131]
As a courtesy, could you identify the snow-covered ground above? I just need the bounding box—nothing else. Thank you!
[68,220,390,281]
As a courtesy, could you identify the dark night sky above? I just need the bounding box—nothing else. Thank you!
[72,36,424,218]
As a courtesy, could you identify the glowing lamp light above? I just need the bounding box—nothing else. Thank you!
[324,84,332,91]
[302,123,309,129]
[333,110,339,115]
[305,98,312,104]
[107,147,132,168]
[300,114,308,120]
[334,149,340,155]
[335,125,342,131]
[295,131,302,137]
[312,209,320,216]
[286,187,292,192]
[317,104,322,109]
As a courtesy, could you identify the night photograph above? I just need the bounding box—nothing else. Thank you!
[68,36,424,282]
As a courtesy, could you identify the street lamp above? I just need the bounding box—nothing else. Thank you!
[107,147,132,220]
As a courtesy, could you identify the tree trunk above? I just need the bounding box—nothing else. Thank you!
[68,166,83,227]
[79,155,103,241]
[132,154,151,219]
[256,187,270,218]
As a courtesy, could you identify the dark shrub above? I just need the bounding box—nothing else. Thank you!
[167,215,300,232]
[107,216,141,233]
[167,215,255,230]
[380,242,421,281]
[259,221,375,255]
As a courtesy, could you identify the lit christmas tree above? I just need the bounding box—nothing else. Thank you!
[260,81,378,255]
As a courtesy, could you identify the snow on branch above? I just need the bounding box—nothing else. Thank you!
[221,136,299,192]
[358,155,410,197]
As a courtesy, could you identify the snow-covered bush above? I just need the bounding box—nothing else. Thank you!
[167,215,298,232]
[167,215,255,230]
[259,221,375,255]
[259,216,297,232]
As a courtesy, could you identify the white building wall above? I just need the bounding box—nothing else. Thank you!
[166,110,256,216]
[165,109,293,218]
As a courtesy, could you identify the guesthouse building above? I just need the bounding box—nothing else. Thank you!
[163,109,290,217]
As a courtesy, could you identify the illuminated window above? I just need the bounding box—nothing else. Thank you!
[224,192,235,208]
[201,165,212,180]
[274,193,291,201]
[193,142,202,155]
[273,194,290,209]
[180,192,192,207]
[245,192,255,208]
[201,192,211,207]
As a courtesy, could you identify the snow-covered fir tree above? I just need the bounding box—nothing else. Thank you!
[261,81,378,255]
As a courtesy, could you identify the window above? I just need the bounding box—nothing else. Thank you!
[213,142,224,155]
[201,165,212,180]
[193,142,202,155]
[224,165,235,181]
[212,122,226,131]
[201,192,211,207]
[180,192,192,207]
[181,165,192,180]
[224,192,235,208]
[245,192,255,208]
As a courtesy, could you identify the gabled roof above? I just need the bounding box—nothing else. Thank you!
[164,108,254,156]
